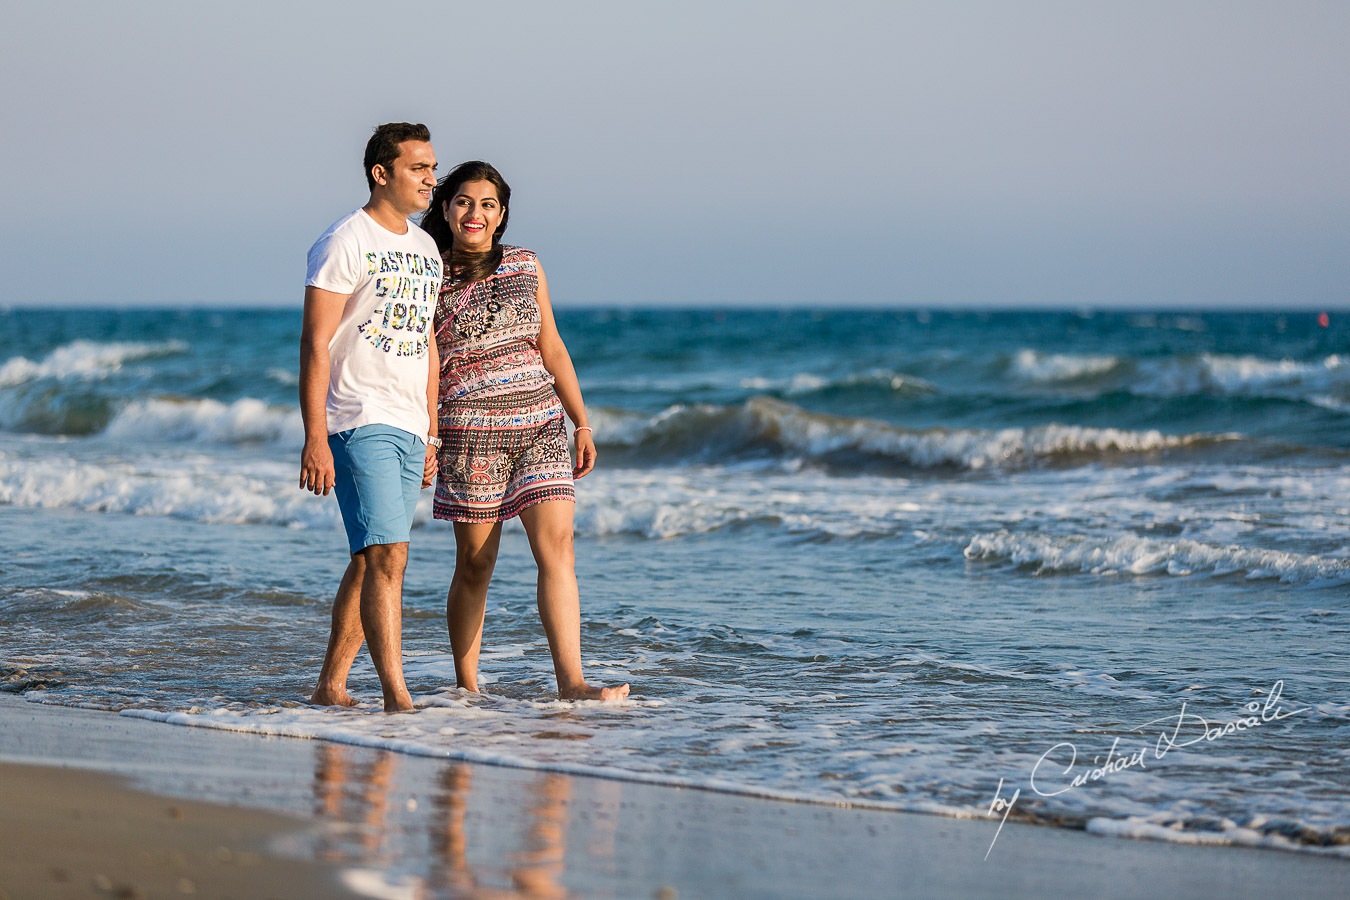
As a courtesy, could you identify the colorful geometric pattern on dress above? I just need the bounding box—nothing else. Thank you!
[433,384,576,523]
[433,246,555,401]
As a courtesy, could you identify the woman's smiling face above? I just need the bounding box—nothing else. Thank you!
[443,180,503,252]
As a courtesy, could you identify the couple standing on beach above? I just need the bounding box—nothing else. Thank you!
[298,123,630,712]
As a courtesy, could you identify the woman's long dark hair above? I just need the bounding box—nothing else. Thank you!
[421,161,511,287]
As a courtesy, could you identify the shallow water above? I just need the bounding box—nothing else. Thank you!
[1,308,1348,856]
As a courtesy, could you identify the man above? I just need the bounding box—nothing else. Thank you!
[300,122,442,712]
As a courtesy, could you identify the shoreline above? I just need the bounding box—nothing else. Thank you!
[2,695,1347,898]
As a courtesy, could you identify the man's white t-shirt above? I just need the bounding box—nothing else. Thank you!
[306,209,443,437]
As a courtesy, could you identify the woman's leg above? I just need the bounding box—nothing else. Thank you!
[518,500,630,701]
[447,521,503,691]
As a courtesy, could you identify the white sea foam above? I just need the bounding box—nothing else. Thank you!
[739,373,830,393]
[904,651,1166,702]
[577,492,753,539]
[1085,816,1350,857]
[738,370,937,396]
[0,448,365,529]
[576,467,917,539]
[1136,353,1350,405]
[1012,349,1120,384]
[0,340,187,386]
[964,531,1350,586]
[104,397,304,446]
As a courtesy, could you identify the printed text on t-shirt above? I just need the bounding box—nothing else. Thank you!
[358,251,441,358]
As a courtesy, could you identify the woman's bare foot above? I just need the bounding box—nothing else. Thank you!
[310,686,359,707]
[559,682,630,702]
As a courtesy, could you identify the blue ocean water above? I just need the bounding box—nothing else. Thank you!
[1,307,1348,855]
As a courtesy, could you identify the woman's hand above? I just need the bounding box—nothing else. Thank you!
[422,441,439,488]
[574,430,597,479]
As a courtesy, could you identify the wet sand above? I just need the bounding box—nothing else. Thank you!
[0,694,1346,899]
[0,761,358,899]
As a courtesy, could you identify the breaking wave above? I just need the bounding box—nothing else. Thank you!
[963,531,1350,586]
[1012,349,1122,385]
[0,450,345,528]
[2,378,1237,472]
[594,397,1234,471]
[0,448,888,540]
[0,340,187,386]
[104,397,303,446]
[738,370,938,397]
[1008,349,1350,408]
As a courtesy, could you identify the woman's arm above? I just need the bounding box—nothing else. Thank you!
[422,331,440,487]
[534,261,596,478]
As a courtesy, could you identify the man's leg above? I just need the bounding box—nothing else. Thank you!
[318,425,420,712]
[360,541,414,712]
[311,553,367,706]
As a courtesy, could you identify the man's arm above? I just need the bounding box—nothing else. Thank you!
[299,286,348,495]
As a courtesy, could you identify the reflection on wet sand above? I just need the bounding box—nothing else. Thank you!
[431,764,475,897]
[312,743,398,865]
[432,765,571,898]
[310,743,620,898]
[505,772,569,898]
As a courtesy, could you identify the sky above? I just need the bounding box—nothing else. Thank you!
[2,1,1347,309]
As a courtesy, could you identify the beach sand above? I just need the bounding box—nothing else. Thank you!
[0,761,359,899]
[1,694,1345,899]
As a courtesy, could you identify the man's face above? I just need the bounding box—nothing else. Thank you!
[374,140,437,216]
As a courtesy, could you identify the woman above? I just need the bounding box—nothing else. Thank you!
[422,161,628,702]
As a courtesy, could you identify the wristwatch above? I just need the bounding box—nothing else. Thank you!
[427,434,443,449]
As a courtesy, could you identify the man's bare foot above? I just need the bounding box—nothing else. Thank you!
[310,686,359,707]
[559,682,630,702]
[383,691,417,714]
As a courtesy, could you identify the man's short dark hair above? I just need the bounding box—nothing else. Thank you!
[364,123,431,191]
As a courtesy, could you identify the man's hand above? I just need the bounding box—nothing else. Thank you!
[299,285,347,496]
[422,441,439,488]
[300,438,336,495]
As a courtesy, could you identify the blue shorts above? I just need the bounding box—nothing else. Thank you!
[329,425,425,555]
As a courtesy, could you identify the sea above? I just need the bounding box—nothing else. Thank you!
[2,306,1348,858]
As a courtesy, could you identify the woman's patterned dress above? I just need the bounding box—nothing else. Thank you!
[431,246,575,522]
